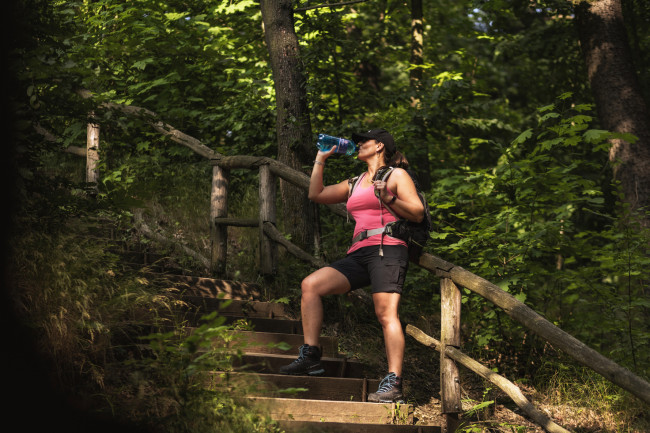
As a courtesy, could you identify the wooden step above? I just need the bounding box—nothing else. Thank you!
[182,297,290,319]
[224,316,303,334]
[277,420,441,433]
[118,261,186,274]
[233,331,338,356]
[109,249,167,265]
[168,310,303,333]
[213,372,380,401]
[162,274,262,300]
[234,353,366,378]
[251,397,414,424]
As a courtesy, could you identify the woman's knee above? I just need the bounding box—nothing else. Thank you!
[375,308,399,327]
[301,274,320,297]
[302,268,350,297]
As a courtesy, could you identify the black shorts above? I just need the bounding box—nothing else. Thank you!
[328,245,409,294]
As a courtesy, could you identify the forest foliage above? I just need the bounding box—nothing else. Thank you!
[6,0,650,431]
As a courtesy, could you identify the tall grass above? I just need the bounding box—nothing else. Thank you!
[533,363,650,433]
[6,179,285,432]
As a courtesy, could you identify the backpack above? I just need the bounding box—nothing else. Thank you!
[348,166,433,261]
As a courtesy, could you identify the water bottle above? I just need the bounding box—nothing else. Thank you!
[316,134,357,155]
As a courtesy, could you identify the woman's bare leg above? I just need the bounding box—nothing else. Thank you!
[372,292,404,376]
[301,267,350,347]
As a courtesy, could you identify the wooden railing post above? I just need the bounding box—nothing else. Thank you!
[259,164,278,276]
[86,116,100,186]
[210,165,229,275]
[440,276,462,432]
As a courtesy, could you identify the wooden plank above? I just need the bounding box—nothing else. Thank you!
[223,316,302,334]
[234,353,366,378]
[163,274,262,300]
[168,311,302,334]
[211,372,379,401]
[250,397,413,424]
[232,331,338,356]
[440,278,461,432]
[277,420,441,433]
[439,280,461,416]
[182,297,289,318]
[108,250,167,264]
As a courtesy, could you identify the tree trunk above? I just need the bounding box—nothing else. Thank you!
[575,0,650,225]
[409,0,431,190]
[409,0,424,85]
[260,0,317,252]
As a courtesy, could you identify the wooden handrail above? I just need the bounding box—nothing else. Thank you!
[206,154,650,407]
[72,93,649,408]
[416,253,650,405]
[210,154,347,218]
[407,325,571,433]
[208,152,650,406]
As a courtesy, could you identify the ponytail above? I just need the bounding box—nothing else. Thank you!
[383,147,409,170]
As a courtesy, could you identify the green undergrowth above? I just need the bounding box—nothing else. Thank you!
[13,97,649,432]
[6,195,285,432]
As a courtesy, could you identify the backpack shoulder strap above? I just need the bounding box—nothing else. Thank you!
[348,173,364,198]
[374,167,400,220]
[379,166,394,183]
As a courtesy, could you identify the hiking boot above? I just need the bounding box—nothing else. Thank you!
[367,372,405,403]
[279,344,325,376]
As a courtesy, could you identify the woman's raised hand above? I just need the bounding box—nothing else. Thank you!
[316,144,338,161]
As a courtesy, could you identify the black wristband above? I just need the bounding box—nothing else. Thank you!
[387,195,397,204]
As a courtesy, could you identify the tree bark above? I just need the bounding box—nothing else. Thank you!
[575,0,650,225]
[409,0,424,85]
[409,0,431,190]
[260,0,317,252]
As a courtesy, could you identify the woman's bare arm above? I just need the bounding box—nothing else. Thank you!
[376,168,424,222]
[308,149,350,204]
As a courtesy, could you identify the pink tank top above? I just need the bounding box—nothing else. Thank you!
[347,173,407,254]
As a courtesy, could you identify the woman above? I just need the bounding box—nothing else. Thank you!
[279,128,424,404]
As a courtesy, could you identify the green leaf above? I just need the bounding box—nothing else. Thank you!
[583,129,609,143]
[165,12,188,21]
[512,129,532,145]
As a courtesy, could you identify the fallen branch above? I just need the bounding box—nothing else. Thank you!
[406,324,572,433]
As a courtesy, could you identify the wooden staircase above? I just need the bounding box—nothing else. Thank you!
[164,273,441,432]
[86,217,442,431]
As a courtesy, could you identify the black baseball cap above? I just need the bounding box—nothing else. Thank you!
[351,128,396,153]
